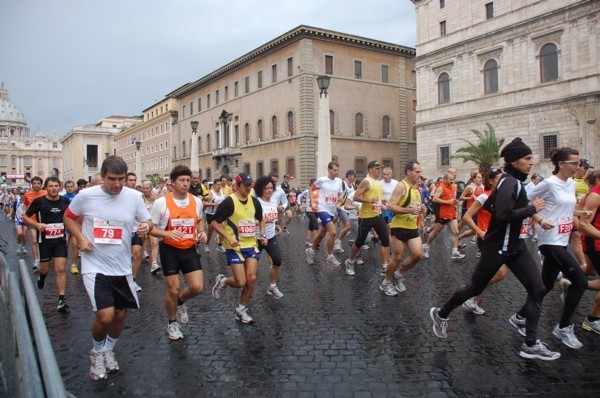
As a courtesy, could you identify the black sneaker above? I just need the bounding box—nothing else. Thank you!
[37,274,46,290]
[57,298,70,312]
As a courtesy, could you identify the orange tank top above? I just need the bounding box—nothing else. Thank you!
[163,193,198,249]
[466,183,485,209]
[476,190,492,232]
[439,182,457,220]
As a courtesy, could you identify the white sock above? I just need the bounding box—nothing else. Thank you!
[269,283,276,289]
[93,339,105,353]
[452,248,459,254]
[237,304,246,311]
[394,271,403,279]
[103,335,118,351]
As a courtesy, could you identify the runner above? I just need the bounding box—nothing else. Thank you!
[297,179,320,248]
[343,161,391,276]
[62,180,80,274]
[142,181,161,274]
[149,165,207,340]
[379,161,425,295]
[430,137,560,361]
[334,170,356,253]
[22,176,71,311]
[381,167,399,225]
[457,172,484,243]
[210,173,266,324]
[63,155,151,380]
[204,179,226,253]
[125,173,143,292]
[14,190,28,254]
[24,176,47,270]
[269,172,292,235]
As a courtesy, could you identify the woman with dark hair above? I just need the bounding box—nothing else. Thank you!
[518,147,589,349]
[254,176,285,298]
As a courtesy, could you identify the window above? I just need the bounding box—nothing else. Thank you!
[234,81,239,97]
[244,163,251,175]
[257,161,264,177]
[355,60,362,79]
[207,134,211,150]
[382,159,393,169]
[182,141,186,157]
[272,64,277,83]
[485,2,494,19]
[182,105,186,118]
[382,116,391,138]
[542,134,558,159]
[287,57,293,77]
[484,59,499,94]
[355,158,366,177]
[86,145,98,168]
[438,72,450,104]
[287,111,294,135]
[381,65,389,83]
[52,142,58,148]
[235,125,239,145]
[325,55,333,75]
[173,146,177,159]
[540,43,559,83]
[190,101,193,115]
[440,21,447,36]
[271,159,279,176]
[411,70,417,88]
[206,168,211,181]
[245,76,250,93]
[257,120,264,141]
[329,110,335,135]
[412,100,417,111]
[245,123,250,143]
[440,0,445,8]
[207,94,211,108]
[257,71,263,89]
[272,116,278,138]
[439,145,450,166]
[286,157,295,177]
[355,113,364,136]
[216,90,220,105]
[225,86,229,101]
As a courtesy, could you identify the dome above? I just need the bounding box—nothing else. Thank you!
[0,82,27,124]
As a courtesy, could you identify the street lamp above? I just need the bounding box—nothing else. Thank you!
[315,75,332,177]
[135,140,142,177]
[190,120,199,172]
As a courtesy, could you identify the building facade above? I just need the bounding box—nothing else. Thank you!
[60,116,142,182]
[0,82,62,186]
[412,0,599,180]
[169,25,416,187]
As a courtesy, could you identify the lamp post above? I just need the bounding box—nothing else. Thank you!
[135,140,142,178]
[190,120,199,172]
[315,75,332,177]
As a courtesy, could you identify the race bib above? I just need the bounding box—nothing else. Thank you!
[371,201,382,212]
[264,208,278,223]
[519,219,530,240]
[44,223,65,239]
[93,218,124,244]
[558,216,573,234]
[238,219,256,237]
[170,218,195,239]
[325,194,338,204]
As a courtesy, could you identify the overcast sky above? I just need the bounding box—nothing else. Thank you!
[0,0,416,136]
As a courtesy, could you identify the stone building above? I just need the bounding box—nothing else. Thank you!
[169,25,416,186]
[411,0,599,180]
[0,82,62,186]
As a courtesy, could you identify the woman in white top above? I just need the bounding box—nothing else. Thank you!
[523,147,590,350]
[204,179,226,253]
[254,176,285,299]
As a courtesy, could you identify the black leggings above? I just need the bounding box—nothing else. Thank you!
[522,245,587,328]
[585,237,600,274]
[258,235,282,266]
[440,249,545,344]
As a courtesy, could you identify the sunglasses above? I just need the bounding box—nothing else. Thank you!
[562,161,580,166]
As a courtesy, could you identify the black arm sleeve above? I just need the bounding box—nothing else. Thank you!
[25,197,41,217]
[212,197,235,223]
[493,177,536,223]
[252,197,263,222]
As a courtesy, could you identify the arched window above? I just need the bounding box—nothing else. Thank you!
[382,116,390,138]
[329,110,335,135]
[258,120,264,141]
[484,59,499,94]
[540,43,558,82]
[438,72,450,104]
[287,111,294,136]
[244,123,250,144]
[272,116,278,139]
[355,113,364,136]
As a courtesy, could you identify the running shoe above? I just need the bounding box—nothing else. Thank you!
[212,274,227,300]
[345,259,355,276]
[379,281,398,296]
[326,255,340,266]
[356,258,364,266]
[334,239,344,253]
[379,264,388,276]
[37,274,46,290]
[103,350,120,373]
[204,246,210,253]
[283,227,290,235]
[150,262,161,274]
[305,240,312,248]
[71,264,79,275]
[462,298,485,315]
[518,340,560,361]
[134,282,142,292]
[361,244,370,251]
[235,307,254,324]
[167,322,184,340]
[143,251,150,259]
[552,324,582,349]
[176,303,189,325]
[32,260,39,271]
[509,313,527,337]
[89,350,107,380]
[422,244,430,259]
[476,250,481,258]
[22,247,28,254]
[57,298,69,312]
[16,246,22,254]
[458,243,467,250]
[582,317,600,334]
[217,244,226,253]
[267,285,284,299]
[470,237,476,245]
[305,248,315,265]
[450,251,466,259]
[392,275,406,293]
[430,307,448,339]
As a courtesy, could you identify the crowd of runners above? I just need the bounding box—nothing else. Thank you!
[2,136,600,380]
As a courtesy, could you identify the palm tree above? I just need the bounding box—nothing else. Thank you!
[452,123,504,177]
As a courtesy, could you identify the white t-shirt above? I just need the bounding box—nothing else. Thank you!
[381,178,399,202]
[205,189,225,215]
[150,194,204,231]
[475,192,489,207]
[527,175,576,246]
[67,185,151,276]
[315,176,344,216]
[257,196,279,239]
[272,185,288,208]
[346,192,360,220]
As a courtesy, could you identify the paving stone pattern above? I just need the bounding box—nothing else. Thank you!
[1,215,600,397]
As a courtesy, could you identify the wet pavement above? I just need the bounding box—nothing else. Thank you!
[1,214,600,397]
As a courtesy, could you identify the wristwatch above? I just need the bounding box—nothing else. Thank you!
[260,234,267,239]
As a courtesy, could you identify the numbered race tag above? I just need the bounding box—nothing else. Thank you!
[264,207,278,223]
[371,200,382,212]
[44,223,65,239]
[93,218,124,244]
[238,219,256,237]
[409,201,421,218]
[519,219,530,240]
[171,218,195,239]
[558,216,573,234]
[325,194,338,204]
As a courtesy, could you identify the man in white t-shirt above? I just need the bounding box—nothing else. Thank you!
[64,156,151,381]
[381,167,399,224]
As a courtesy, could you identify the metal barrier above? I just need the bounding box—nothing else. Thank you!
[0,255,73,397]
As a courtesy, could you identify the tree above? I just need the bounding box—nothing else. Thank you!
[452,123,504,178]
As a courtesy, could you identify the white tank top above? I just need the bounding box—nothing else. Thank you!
[205,189,225,215]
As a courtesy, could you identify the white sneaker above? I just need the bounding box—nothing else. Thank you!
[235,307,254,324]
[217,244,226,253]
[134,282,142,292]
[552,324,582,349]
[462,298,485,315]
[167,322,184,340]
[361,244,370,251]
[450,251,466,259]
[143,251,150,259]
[392,275,406,293]
[22,246,28,254]
[379,281,398,296]
[212,274,227,300]
[380,264,388,276]
[422,245,430,259]
[326,255,340,266]
[176,303,189,325]
[519,340,560,361]
[89,350,107,380]
[150,262,161,274]
[334,239,344,253]
[16,246,22,254]
[32,260,39,271]
[345,259,355,276]
[204,246,210,253]
[356,258,364,266]
[103,350,120,373]
[305,248,315,264]
[267,285,284,299]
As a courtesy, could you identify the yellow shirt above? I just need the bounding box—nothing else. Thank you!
[573,177,588,201]
[223,194,258,250]
[359,176,383,219]
[390,180,421,230]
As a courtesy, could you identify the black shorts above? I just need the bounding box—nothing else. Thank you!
[131,232,143,247]
[355,215,390,248]
[436,218,455,225]
[258,235,283,266]
[39,239,68,262]
[205,213,216,224]
[390,228,420,243]
[83,273,139,312]
[159,242,202,277]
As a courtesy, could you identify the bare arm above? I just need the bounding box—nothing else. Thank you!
[353,179,374,203]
